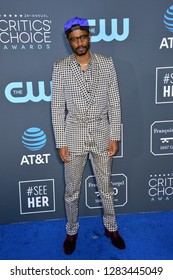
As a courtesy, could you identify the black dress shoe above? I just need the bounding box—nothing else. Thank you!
[104,227,126,249]
[63,233,78,255]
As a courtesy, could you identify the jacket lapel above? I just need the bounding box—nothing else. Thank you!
[89,53,100,99]
[69,56,92,105]
[69,54,100,107]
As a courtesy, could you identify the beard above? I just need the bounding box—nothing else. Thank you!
[71,42,90,56]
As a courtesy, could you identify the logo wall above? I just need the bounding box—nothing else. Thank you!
[0,15,129,49]
[4,17,129,104]
[149,6,173,208]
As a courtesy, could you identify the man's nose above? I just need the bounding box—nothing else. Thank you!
[76,38,83,45]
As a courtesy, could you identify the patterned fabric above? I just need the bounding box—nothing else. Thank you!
[51,52,121,154]
[51,52,121,234]
[65,151,117,235]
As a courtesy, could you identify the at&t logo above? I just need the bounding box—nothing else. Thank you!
[22,127,47,151]
[164,5,173,32]
[20,127,50,165]
[160,5,173,49]
[88,18,129,42]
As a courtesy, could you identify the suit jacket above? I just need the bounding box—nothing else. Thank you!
[51,52,121,154]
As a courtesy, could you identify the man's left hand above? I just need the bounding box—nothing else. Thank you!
[107,140,119,157]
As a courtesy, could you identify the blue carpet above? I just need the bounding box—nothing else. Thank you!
[0,211,173,260]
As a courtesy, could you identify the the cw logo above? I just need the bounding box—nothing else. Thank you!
[88,18,129,42]
[5,81,51,103]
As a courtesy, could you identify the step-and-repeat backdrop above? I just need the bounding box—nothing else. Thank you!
[1,0,173,224]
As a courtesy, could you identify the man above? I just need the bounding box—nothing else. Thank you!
[51,16,125,255]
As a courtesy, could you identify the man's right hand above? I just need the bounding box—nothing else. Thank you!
[58,147,71,163]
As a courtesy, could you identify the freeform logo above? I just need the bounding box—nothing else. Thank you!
[155,66,173,104]
[21,127,50,165]
[88,18,129,42]
[5,81,51,103]
[150,120,173,156]
[22,127,47,151]
[148,173,173,202]
[160,5,173,49]
[85,174,128,209]
[19,179,55,214]
[0,14,52,50]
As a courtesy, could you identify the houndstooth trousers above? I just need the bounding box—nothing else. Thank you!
[64,141,117,235]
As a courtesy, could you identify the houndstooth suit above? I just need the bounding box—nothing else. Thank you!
[51,52,121,234]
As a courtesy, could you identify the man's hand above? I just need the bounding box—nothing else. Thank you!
[107,140,119,157]
[58,147,71,162]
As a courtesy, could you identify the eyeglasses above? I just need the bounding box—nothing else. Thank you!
[69,34,89,43]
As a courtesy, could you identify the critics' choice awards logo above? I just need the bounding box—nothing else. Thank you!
[0,14,52,50]
[160,5,173,49]
[150,120,173,156]
[20,127,51,165]
[85,174,127,209]
[19,179,55,214]
[148,173,173,202]
[155,66,173,104]
[5,80,51,103]
[88,18,129,42]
